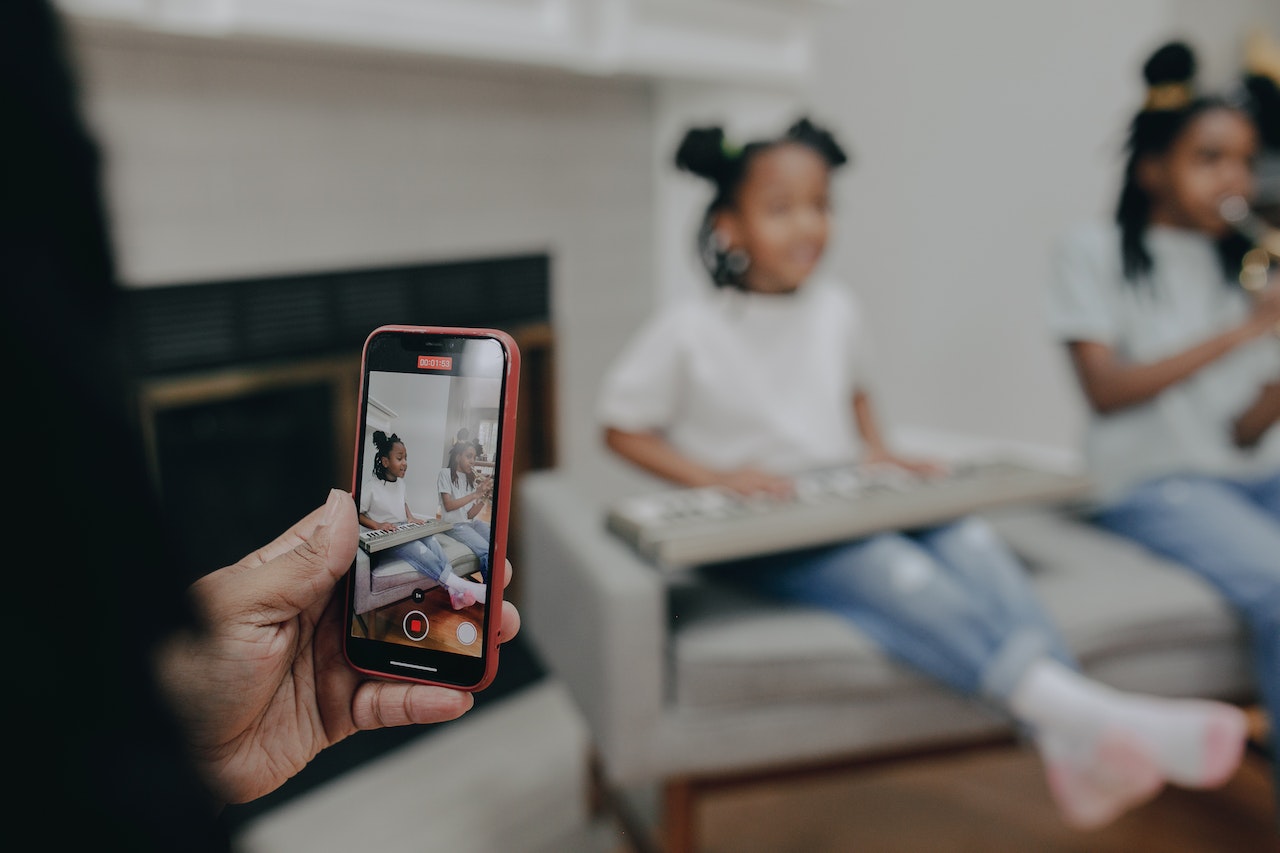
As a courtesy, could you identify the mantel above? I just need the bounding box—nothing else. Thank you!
[55,0,847,86]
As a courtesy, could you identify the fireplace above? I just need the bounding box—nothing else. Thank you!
[126,253,555,595]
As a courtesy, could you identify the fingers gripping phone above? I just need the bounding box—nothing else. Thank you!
[343,325,519,691]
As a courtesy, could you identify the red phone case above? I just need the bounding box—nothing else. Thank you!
[344,325,520,691]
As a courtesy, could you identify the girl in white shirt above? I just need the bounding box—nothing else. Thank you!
[600,117,1248,830]
[437,439,493,582]
[1047,41,1280,806]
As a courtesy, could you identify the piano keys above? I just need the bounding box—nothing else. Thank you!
[606,458,1094,570]
[359,519,455,554]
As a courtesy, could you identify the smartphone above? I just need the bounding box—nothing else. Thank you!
[343,325,519,691]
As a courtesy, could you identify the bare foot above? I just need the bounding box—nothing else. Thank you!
[448,587,476,610]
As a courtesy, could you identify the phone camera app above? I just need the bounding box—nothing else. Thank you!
[350,338,504,660]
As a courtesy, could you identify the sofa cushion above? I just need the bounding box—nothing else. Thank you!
[669,508,1249,711]
[984,509,1243,664]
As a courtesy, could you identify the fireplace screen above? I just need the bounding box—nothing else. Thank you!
[127,254,553,588]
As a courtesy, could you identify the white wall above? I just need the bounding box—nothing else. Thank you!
[67,22,656,485]
[808,0,1169,453]
[362,371,453,513]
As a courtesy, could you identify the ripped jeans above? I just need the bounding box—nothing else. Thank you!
[386,534,455,585]
[444,519,492,582]
[711,516,1075,706]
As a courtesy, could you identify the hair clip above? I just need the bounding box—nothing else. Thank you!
[1144,82,1193,111]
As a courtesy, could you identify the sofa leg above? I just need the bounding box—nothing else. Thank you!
[1246,703,1273,761]
[663,778,697,853]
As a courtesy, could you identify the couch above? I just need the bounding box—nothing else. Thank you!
[518,460,1255,852]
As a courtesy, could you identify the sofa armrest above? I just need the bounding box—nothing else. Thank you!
[517,469,667,781]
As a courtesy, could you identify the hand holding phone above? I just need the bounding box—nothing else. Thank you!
[343,325,519,691]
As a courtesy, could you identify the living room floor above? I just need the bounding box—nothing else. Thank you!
[225,637,1277,853]
[674,740,1276,853]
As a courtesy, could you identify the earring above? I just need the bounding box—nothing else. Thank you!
[725,248,750,276]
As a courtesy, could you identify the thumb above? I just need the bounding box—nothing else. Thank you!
[200,490,359,626]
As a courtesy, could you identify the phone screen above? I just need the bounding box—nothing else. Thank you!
[344,328,515,689]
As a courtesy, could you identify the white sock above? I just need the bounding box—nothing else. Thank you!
[445,574,487,604]
[1035,728,1164,830]
[1010,658,1246,789]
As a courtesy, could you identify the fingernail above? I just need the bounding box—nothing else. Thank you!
[323,488,347,527]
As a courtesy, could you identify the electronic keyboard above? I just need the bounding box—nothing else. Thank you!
[605,458,1094,570]
[359,519,454,554]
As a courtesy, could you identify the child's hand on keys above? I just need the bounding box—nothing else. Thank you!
[716,468,795,500]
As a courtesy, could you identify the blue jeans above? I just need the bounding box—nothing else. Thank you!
[445,520,491,582]
[386,534,454,585]
[1093,469,1280,795]
[713,517,1075,706]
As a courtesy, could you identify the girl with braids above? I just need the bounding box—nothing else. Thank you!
[358,430,487,610]
[437,439,493,582]
[599,116,1249,830]
[1048,40,1280,807]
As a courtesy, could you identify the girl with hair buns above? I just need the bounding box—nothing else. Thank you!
[600,115,1250,830]
[437,439,493,582]
[1048,40,1280,811]
[358,430,487,610]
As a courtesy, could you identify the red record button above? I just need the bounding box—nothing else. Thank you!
[403,610,430,641]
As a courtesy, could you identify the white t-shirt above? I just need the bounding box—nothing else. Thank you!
[597,279,873,474]
[360,476,408,525]
[437,467,478,523]
[1046,221,1280,503]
